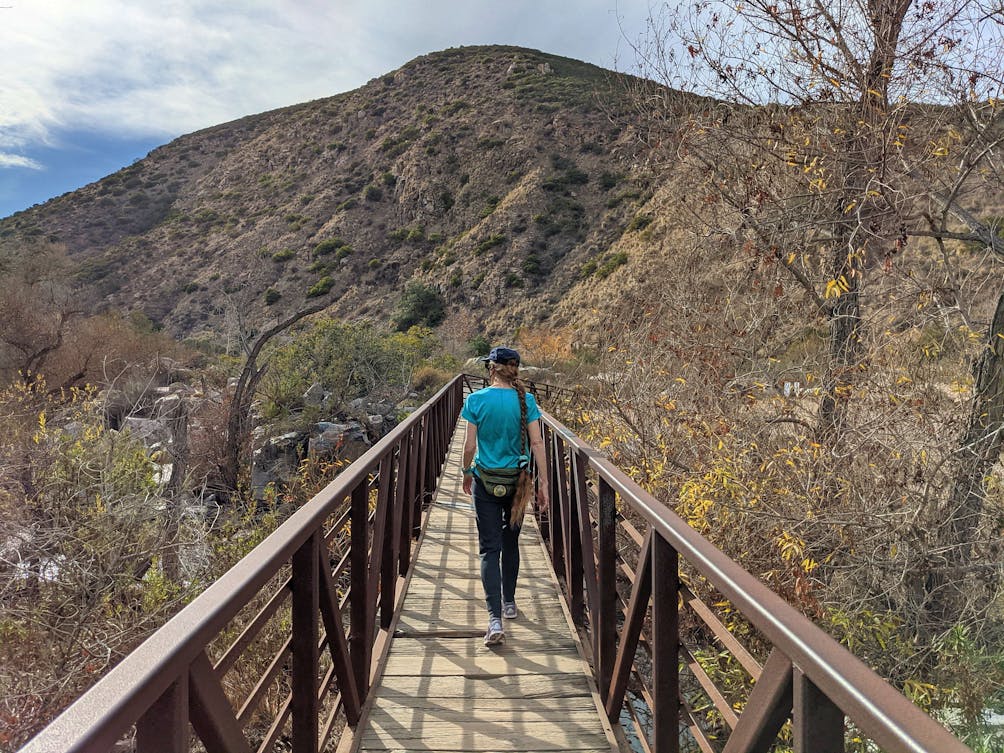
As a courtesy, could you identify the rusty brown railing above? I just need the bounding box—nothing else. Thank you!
[462,372,575,403]
[537,409,972,753]
[21,376,464,753]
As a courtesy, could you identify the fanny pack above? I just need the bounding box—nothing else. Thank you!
[476,464,522,498]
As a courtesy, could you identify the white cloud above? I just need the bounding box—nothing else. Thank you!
[0,153,44,170]
[0,1,652,161]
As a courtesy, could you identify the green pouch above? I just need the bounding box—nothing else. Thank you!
[476,465,521,498]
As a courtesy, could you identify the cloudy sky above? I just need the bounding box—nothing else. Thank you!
[0,1,657,219]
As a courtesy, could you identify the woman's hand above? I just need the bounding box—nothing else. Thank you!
[535,485,549,512]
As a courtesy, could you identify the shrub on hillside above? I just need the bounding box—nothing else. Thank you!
[393,282,445,331]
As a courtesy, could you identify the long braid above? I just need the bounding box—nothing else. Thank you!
[495,362,533,526]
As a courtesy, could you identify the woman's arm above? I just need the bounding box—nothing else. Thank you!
[527,421,549,510]
[462,421,477,495]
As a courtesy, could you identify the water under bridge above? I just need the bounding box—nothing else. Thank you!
[21,375,973,753]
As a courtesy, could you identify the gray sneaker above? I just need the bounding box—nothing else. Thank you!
[502,601,518,620]
[484,617,505,645]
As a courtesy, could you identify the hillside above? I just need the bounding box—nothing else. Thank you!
[0,46,683,345]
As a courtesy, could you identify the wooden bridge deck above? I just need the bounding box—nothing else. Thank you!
[351,429,620,753]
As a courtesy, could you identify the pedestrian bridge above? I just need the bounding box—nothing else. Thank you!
[22,375,972,753]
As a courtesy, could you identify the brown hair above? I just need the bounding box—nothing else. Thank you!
[490,361,533,526]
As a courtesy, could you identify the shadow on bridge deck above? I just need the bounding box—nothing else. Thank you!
[346,431,620,753]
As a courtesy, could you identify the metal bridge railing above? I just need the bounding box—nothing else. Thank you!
[21,371,972,753]
[537,409,971,753]
[21,376,464,753]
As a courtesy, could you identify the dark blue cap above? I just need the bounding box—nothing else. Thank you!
[479,346,521,365]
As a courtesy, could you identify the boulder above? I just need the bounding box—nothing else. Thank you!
[121,417,172,447]
[303,382,325,406]
[251,431,307,500]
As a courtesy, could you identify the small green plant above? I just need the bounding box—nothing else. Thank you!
[314,237,348,256]
[368,258,383,269]
[598,171,621,191]
[468,334,490,356]
[334,246,353,260]
[306,276,334,297]
[596,252,629,278]
[393,282,446,330]
[182,282,199,294]
[337,198,358,211]
[479,196,501,219]
[364,184,383,202]
[505,273,524,288]
[272,248,296,263]
[475,234,506,255]
[264,288,281,305]
[626,213,653,233]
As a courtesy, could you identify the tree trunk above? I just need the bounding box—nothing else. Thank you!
[216,301,328,502]
[921,290,1004,627]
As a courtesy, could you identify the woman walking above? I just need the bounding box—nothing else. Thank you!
[461,346,550,645]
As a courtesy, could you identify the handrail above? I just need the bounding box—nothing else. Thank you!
[537,408,971,753]
[22,375,465,753]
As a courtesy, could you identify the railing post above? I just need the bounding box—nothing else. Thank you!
[548,429,566,578]
[349,480,370,699]
[136,676,189,753]
[394,438,410,576]
[417,412,431,511]
[652,534,679,753]
[793,669,844,753]
[597,477,618,700]
[571,449,599,641]
[565,449,584,626]
[291,532,320,753]
[380,449,399,630]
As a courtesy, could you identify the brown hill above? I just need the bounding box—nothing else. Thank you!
[0,46,681,345]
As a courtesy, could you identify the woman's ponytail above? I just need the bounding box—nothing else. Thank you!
[489,361,533,527]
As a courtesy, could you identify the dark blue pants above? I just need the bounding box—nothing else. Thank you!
[473,477,521,620]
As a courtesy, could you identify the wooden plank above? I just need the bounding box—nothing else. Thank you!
[385,636,578,655]
[368,696,596,713]
[373,673,594,699]
[366,707,602,724]
[381,651,588,677]
[359,721,611,750]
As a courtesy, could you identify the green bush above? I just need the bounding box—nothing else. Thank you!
[337,198,358,211]
[596,252,629,278]
[393,282,446,330]
[334,246,353,260]
[475,234,506,255]
[364,185,383,202]
[264,288,281,305]
[306,276,334,297]
[314,237,348,256]
[479,196,500,219]
[598,171,621,191]
[468,334,490,356]
[626,214,653,232]
[271,248,296,262]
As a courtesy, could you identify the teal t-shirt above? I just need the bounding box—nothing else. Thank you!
[461,386,541,470]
